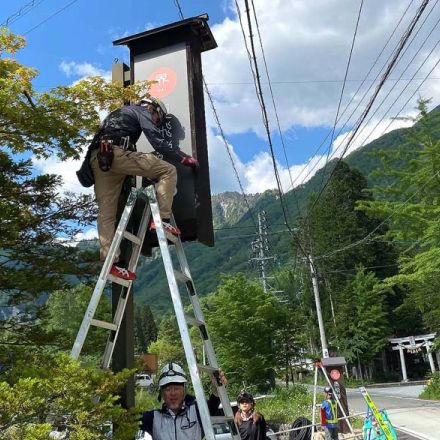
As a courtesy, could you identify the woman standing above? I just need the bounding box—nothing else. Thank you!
[234,391,268,440]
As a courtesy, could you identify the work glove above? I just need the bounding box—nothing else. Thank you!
[180,156,199,168]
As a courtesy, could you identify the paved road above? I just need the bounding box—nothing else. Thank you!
[345,385,440,440]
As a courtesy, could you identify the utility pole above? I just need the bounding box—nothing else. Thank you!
[308,254,329,358]
[250,211,274,293]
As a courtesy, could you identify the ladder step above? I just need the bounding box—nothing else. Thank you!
[210,416,236,424]
[165,231,179,243]
[91,318,118,332]
[174,270,192,283]
[123,230,142,245]
[184,315,205,327]
[197,364,218,374]
[107,274,132,288]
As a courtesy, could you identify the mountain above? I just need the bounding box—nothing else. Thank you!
[133,105,440,316]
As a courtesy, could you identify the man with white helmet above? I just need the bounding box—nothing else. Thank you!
[140,362,225,440]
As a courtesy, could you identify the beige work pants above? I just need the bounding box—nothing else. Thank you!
[91,146,177,261]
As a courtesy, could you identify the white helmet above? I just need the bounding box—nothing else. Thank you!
[139,97,167,124]
[158,362,187,388]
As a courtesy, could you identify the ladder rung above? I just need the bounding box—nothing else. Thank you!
[174,270,192,283]
[107,274,132,288]
[123,230,142,245]
[165,231,179,243]
[185,315,205,327]
[197,364,218,374]
[91,318,118,331]
[210,416,235,424]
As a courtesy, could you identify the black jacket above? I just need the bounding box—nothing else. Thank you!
[237,415,267,440]
[91,104,189,162]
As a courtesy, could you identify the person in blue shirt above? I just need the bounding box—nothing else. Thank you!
[320,386,339,440]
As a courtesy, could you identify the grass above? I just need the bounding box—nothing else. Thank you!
[419,372,440,400]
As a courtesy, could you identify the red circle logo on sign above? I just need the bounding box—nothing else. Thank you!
[148,67,177,99]
[330,369,341,381]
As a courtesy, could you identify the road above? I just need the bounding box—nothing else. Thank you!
[345,385,440,440]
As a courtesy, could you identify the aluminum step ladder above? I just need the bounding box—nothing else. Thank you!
[71,186,239,440]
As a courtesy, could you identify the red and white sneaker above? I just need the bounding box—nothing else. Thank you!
[110,264,136,281]
[149,219,181,236]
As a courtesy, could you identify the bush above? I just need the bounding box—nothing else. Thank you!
[254,385,313,424]
[419,372,440,400]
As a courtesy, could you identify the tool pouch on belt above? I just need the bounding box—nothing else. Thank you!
[97,139,114,172]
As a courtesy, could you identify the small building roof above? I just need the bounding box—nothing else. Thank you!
[113,14,217,52]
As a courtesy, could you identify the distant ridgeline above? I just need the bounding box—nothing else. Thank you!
[131,103,440,316]
[15,104,435,319]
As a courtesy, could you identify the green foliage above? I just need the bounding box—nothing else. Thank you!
[0,353,139,440]
[419,372,440,400]
[255,385,312,424]
[134,305,157,354]
[358,100,440,340]
[202,274,283,391]
[41,283,112,358]
[336,267,389,364]
[148,314,185,365]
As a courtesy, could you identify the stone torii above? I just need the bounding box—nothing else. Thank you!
[389,333,437,382]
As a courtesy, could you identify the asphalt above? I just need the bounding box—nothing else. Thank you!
[345,384,440,440]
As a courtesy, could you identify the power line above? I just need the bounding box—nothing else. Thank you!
[250,0,295,190]
[322,0,440,166]
[23,0,80,35]
[314,170,440,261]
[240,0,292,229]
[1,0,47,27]
[172,0,259,230]
[306,0,430,215]
[322,0,364,171]
[282,0,418,193]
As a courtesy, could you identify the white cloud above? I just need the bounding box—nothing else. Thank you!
[33,147,93,196]
[203,0,440,135]
[59,61,110,80]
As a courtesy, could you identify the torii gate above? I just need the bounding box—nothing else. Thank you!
[389,333,437,382]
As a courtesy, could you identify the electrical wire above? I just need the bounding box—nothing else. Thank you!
[250,0,295,190]
[323,0,440,164]
[306,0,430,215]
[23,0,80,35]
[172,0,259,230]
[321,0,364,174]
[1,0,47,27]
[282,0,416,193]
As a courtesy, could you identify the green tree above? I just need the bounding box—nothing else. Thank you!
[336,266,389,379]
[358,100,440,338]
[134,305,158,354]
[148,314,185,365]
[0,28,150,354]
[202,274,283,391]
[41,284,112,359]
[298,160,397,355]
[0,353,138,440]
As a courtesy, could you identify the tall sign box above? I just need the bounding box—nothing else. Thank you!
[113,14,217,250]
[110,15,217,410]
[321,357,350,433]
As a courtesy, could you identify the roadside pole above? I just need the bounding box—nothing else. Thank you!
[308,254,329,358]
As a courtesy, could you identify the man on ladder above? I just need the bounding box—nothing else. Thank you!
[80,96,198,280]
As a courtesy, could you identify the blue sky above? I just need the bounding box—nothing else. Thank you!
[3,0,440,207]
